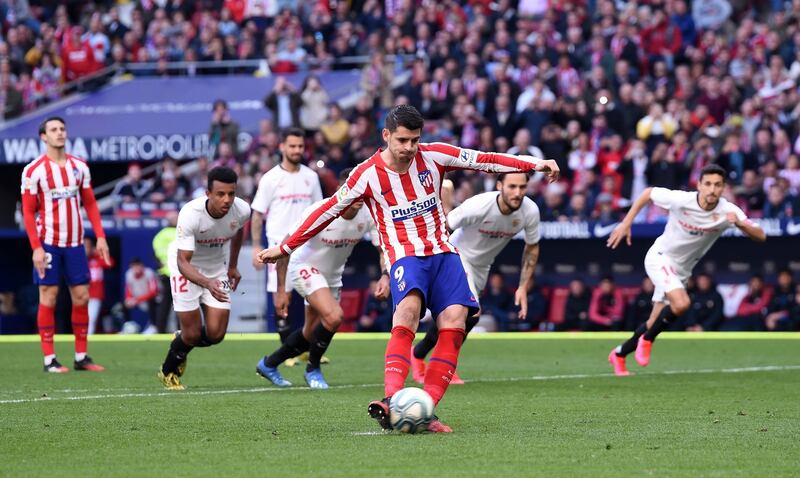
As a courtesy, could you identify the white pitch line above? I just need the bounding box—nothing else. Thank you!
[1,364,798,405]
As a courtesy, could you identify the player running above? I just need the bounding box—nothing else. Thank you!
[157,167,250,390]
[607,164,765,375]
[411,171,541,384]
[258,105,559,432]
[250,127,323,358]
[256,169,391,389]
[21,116,109,373]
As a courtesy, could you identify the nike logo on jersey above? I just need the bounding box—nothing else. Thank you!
[199,229,209,234]
[786,221,800,235]
[593,222,618,237]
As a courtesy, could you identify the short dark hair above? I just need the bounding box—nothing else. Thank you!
[699,164,726,181]
[338,167,354,184]
[213,99,227,110]
[281,127,305,142]
[385,105,424,132]
[130,257,143,265]
[497,172,530,183]
[39,116,65,135]
[207,166,238,190]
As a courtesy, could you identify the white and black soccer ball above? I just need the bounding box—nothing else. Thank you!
[389,387,434,433]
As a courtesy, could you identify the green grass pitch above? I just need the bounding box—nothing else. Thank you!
[1,333,798,477]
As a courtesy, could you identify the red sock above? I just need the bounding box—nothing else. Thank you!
[424,328,466,405]
[384,326,415,398]
[37,304,55,357]
[72,304,89,355]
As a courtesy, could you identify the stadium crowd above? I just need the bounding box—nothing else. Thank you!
[3,0,800,332]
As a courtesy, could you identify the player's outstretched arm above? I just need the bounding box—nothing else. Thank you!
[425,143,560,182]
[177,249,229,302]
[727,213,766,242]
[228,228,244,291]
[607,187,653,249]
[515,243,540,319]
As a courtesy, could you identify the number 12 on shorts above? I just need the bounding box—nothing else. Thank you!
[172,276,189,294]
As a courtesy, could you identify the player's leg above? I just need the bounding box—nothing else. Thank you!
[159,272,203,389]
[303,287,343,389]
[38,284,65,372]
[159,309,202,389]
[201,305,230,345]
[62,244,103,371]
[634,287,690,366]
[268,262,294,344]
[68,284,104,371]
[421,253,480,433]
[610,301,664,375]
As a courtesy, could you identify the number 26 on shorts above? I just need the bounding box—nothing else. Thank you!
[299,267,320,280]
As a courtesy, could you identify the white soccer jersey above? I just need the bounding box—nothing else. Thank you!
[290,201,377,286]
[648,187,751,274]
[251,164,322,246]
[20,154,93,247]
[280,143,542,267]
[169,197,251,276]
[449,191,540,271]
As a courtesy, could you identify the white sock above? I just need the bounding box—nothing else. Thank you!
[75,352,86,362]
[44,354,56,366]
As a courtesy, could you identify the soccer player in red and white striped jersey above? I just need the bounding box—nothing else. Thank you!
[20,117,110,373]
[259,105,559,432]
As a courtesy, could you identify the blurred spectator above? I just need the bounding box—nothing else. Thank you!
[481,272,514,332]
[358,280,392,332]
[625,277,654,331]
[734,170,766,215]
[299,75,329,134]
[1,72,23,119]
[61,26,99,83]
[559,278,590,331]
[720,274,772,331]
[320,103,350,146]
[765,270,797,331]
[112,163,152,206]
[122,258,159,335]
[762,184,794,219]
[360,51,393,110]
[148,170,187,204]
[264,76,301,129]
[683,273,724,332]
[152,213,177,333]
[85,237,114,334]
[587,276,625,331]
[209,99,241,157]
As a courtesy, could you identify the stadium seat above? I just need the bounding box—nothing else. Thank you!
[338,288,367,332]
[546,287,569,326]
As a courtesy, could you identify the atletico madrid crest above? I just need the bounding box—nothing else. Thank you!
[418,170,433,189]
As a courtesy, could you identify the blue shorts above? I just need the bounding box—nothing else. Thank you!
[389,253,479,319]
[33,244,90,286]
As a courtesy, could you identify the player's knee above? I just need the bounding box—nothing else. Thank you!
[71,291,89,306]
[207,330,225,345]
[393,306,418,328]
[39,288,58,307]
[181,329,202,346]
[322,306,343,330]
[670,297,690,316]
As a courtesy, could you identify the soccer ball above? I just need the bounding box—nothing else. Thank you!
[389,387,434,433]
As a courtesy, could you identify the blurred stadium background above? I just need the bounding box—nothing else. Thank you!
[0,0,799,337]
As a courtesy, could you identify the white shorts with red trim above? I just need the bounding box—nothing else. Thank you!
[644,249,689,303]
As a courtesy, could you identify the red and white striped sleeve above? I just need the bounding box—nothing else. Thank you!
[280,159,373,255]
[420,142,542,173]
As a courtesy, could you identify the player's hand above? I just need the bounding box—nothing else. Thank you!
[274,290,289,317]
[374,274,391,300]
[124,298,137,308]
[32,247,47,279]
[252,248,265,270]
[228,267,241,291]
[257,246,287,264]
[514,287,528,319]
[206,278,230,303]
[607,222,632,249]
[96,237,111,265]
[533,159,560,183]
[726,212,740,227]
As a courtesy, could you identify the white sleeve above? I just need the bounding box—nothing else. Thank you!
[251,172,274,214]
[421,142,541,173]
[311,172,323,202]
[447,195,485,231]
[650,187,686,210]
[523,199,541,244]
[725,202,751,226]
[175,208,197,252]
[236,199,252,227]
[21,167,37,195]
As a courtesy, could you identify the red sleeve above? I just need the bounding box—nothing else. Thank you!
[22,192,42,250]
[80,186,106,239]
[139,275,159,302]
[737,290,772,316]
[125,283,133,301]
[588,289,610,325]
